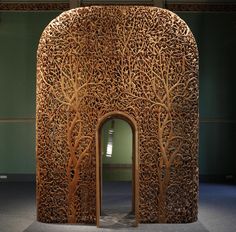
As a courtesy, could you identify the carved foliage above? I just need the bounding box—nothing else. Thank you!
[36,6,198,224]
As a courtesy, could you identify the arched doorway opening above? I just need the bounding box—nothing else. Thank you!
[96,112,139,227]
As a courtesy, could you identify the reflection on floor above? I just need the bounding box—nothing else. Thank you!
[100,181,135,227]
[0,182,236,232]
[100,209,135,228]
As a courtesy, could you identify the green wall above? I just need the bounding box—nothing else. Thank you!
[0,9,235,180]
[102,119,132,165]
[178,12,236,177]
[0,12,61,173]
[101,119,132,181]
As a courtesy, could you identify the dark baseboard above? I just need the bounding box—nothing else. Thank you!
[200,174,236,184]
[1,173,235,184]
[0,174,36,182]
[103,163,132,170]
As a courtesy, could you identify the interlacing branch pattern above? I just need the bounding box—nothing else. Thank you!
[36,6,199,224]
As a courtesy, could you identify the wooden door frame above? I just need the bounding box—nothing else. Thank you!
[96,111,139,227]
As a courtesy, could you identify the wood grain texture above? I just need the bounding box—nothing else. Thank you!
[36,6,199,224]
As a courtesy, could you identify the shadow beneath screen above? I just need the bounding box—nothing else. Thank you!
[23,220,210,232]
[22,221,98,232]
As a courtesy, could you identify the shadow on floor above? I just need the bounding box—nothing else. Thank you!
[23,220,210,232]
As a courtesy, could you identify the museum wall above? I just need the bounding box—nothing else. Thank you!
[102,119,132,181]
[0,12,60,175]
[179,12,236,180]
[0,1,235,181]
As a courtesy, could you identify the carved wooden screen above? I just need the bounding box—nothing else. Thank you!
[36,6,199,224]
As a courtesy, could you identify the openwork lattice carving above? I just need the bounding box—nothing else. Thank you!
[36,6,198,224]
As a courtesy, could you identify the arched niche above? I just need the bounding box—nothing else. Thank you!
[96,111,139,226]
[36,6,199,225]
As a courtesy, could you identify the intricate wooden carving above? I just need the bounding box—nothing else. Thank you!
[36,6,198,224]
